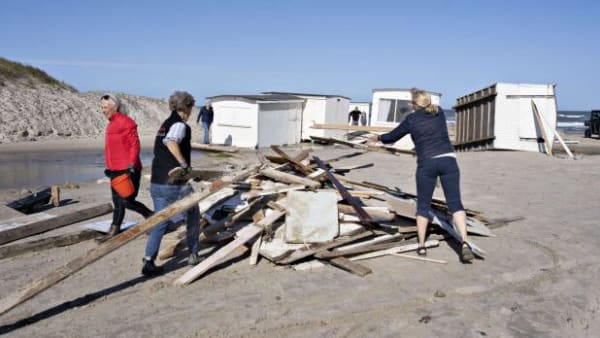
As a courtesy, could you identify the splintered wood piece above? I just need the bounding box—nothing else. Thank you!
[259,168,321,190]
[270,145,313,175]
[249,234,262,266]
[50,186,60,207]
[337,204,395,222]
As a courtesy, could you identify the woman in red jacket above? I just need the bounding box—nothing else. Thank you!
[99,94,153,242]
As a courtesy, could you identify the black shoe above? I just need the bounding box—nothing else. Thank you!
[188,252,201,266]
[142,258,164,276]
[95,224,121,244]
[460,242,474,263]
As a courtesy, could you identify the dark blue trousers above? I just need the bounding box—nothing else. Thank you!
[415,156,464,218]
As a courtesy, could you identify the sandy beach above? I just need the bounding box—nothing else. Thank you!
[0,136,599,337]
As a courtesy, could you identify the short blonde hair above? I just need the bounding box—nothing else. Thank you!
[412,89,438,114]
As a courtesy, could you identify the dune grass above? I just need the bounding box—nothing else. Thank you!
[0,57,76,91]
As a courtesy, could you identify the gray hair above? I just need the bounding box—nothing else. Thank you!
[100,93,120,111]
[169,91,195,112]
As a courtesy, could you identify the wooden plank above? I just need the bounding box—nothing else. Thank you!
[326,257,372,276]
[190,143,239,153]
[241,184,304,200]
[313,156,377,229]
[0,202,113,245]
[174,210,285,285]
[310,136,415,156]
[259,168,321,190]
[275,230,373,265]
[315,238,417,259]
[0,230,100,260]
[294,240,439,270]
[531,100,553,156]
[270,145,313,175]
[337,204,395,222]
[174,224,263,286]
[0,165,260,316]
[391,253,447,264]
[532,100,573,159]
[334,233,404,252]
[310,123,393,132]
[249,234,262,265]
[348,239,439,261]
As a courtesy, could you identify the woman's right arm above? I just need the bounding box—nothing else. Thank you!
[379,119,410,144]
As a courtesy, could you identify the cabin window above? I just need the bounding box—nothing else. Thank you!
[379,99,412,123]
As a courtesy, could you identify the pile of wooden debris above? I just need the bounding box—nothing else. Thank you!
[164,145,497,286]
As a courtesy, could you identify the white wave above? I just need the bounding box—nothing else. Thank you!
[557,114,585,119]
[557,122,584,127]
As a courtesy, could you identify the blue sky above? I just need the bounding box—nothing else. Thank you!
[1,0,598,110]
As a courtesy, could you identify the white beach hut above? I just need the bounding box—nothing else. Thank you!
[208,94,305,148]
[263,92,350,140]
[453,83,558,152]
[370,88,441,150]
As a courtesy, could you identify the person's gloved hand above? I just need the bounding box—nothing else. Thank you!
[104,168,112,178]
[127,164,136,175]
[180,162,191,175]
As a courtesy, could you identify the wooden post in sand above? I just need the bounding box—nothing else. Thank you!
[0,165,260,316]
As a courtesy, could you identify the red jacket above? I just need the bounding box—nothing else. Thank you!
[104,112,142,171]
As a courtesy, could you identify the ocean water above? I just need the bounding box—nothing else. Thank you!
[443,109,590,135]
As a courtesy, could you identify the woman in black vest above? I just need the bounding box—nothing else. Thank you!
[142,91,201,276]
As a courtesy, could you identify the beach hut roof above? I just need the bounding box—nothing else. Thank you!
[207,94,304,103]
[372,88,442,97]
[262,91,351,100]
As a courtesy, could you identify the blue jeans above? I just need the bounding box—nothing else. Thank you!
[145,183,200,260]
[202,122,211,144]
[415,156,464,218]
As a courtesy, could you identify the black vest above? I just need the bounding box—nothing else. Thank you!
[151,111,192,184]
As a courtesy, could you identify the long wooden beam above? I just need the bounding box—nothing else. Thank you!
[0,203,113,245]
[310,123,393,132]
[0,165,260,316]
[0,230,100,260]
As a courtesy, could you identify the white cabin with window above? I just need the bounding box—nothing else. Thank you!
[262,92,350,140]
[208,94,305,148]
[371,88,442,150]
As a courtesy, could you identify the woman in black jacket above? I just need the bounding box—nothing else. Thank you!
[369,89,474,263]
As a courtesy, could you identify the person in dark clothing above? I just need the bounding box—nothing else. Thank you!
[98,94,153,243]
[348,106,362,126]
[142,91,201,276]
[368,89,474,263]
[196,100,214,144]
